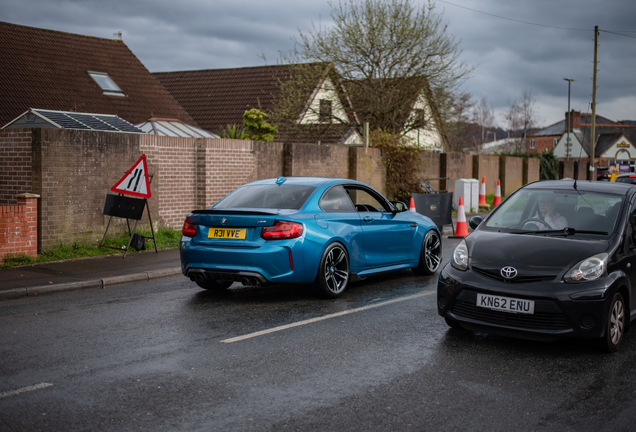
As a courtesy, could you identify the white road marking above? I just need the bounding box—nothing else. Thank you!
[221,290,435,343]
[0,382,53,399]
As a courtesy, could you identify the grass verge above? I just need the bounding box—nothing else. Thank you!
[1,228,181,270]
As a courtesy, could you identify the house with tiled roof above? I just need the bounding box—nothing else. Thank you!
[529,111,636,171]
[0,21,196,129]
[154,63,363,145]
[343,77,445,150]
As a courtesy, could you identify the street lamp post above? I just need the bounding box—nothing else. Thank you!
[563,78,575,161]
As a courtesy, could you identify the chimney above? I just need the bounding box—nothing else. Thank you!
[566,110,581,131]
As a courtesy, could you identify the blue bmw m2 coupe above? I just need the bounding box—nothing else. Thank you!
[180,177,442,298]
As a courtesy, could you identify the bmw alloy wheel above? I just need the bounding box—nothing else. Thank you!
[413,230,442,275]
[315,243,349,298]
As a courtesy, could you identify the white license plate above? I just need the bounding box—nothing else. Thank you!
[476,293,535,314]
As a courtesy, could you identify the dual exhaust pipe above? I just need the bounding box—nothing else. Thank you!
[188,271,260,286]
[240,277,260,286]
[189,273,205,284]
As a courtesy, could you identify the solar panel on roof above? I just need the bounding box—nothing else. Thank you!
[42,112,91,129]
[32,109,144,133]
[100,116,144,132]
[71,113,118,131]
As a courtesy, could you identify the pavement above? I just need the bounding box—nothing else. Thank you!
[0,215,473,302]
[0,248,182,301]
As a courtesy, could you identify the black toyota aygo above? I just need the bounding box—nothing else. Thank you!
[438,180,636,352]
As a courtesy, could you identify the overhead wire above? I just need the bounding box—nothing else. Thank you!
[437,0,636,37]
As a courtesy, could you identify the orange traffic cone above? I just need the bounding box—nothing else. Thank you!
[492,179,502,206]
[451,196,469,238]
[409,197,417,212]
[478,176,487,206]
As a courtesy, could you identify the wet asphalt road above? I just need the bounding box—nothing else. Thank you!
[2,238,636,431]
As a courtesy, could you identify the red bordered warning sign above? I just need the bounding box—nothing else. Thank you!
[110,154,151,198]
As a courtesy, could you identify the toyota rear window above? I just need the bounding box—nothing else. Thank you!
[214,185,315,210]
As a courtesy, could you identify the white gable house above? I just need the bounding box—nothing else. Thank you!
[553,132,586,159]
[298,77,353,125]
[403,92,444,150]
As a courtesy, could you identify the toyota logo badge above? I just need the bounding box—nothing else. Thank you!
[221,217,227,225]
[500,266,517,279]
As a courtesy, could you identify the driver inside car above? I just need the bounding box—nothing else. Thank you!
[531,195,568,230]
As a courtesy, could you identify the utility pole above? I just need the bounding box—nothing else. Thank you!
[564,78,575,161]
[590,26,599,180]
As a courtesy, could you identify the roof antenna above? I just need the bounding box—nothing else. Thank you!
[113,31,122,40]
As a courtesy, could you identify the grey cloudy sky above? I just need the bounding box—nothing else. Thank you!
[4,0,635,128]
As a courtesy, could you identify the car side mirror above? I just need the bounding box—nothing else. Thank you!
[469,215,484,230]
[391,201,408,212]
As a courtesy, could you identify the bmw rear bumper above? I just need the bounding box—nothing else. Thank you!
[180,236,317,284]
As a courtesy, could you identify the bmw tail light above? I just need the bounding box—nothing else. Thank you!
[261,221,303,240]
[182,217,197,237]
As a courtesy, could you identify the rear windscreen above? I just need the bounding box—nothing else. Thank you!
[214,185,316,210]
[614,176,636,184]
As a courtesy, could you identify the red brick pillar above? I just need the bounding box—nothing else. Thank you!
[16,193,39,259]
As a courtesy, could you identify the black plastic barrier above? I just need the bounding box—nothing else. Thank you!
[412,192,453,230]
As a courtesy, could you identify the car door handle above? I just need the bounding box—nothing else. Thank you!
[363,216,373,222]
[411,222,417,227]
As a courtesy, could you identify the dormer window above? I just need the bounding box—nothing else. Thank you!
[88,71,125,96]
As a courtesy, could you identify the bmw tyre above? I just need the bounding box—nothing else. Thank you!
[196,279,233,291]
[596,292,626,353]
[314,242,350,298]
[412,230,442,275]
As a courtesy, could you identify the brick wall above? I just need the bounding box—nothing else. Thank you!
[473,155,500,196]
[559,160,575,179]
[349,147,386,195]
[1,128,538,252]
[499,156,523,196]
[574,161,588,180]
[523,158,541,184]
[0,129,32,205]
[252,141,284,182]
[32,129,145,251]
[0,194,38,263]
[440,153,473,194]
[284,143,350,178]
[527,135,559,155]
[416,152,442,191]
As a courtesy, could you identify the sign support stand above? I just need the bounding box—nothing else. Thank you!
[100,175,157,258]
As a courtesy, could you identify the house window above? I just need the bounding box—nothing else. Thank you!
[88,71,125,96]
[530,139,535,150]
[413,109,425,128]
[553,138,558,147]
[319,100,332,123]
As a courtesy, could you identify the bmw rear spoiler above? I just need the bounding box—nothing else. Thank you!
[191,208,279,216]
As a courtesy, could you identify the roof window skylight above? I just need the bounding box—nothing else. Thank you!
[88,71,125,96]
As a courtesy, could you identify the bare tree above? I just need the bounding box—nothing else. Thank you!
[473,97,495,146]
[277,0,472,136]
[506,89,537,153]
[439,90,475,152]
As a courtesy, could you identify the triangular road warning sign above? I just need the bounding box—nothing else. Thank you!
[110,154,151,198]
